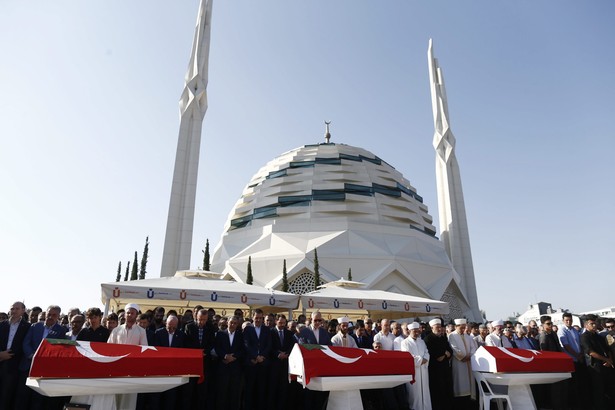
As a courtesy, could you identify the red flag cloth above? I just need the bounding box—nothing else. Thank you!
[30,339,204,381]
[289,344,414,386]
[472,346,574,373]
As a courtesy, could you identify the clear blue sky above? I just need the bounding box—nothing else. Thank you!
[1,1,613,321]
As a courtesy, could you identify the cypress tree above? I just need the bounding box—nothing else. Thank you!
[116,261,122,282]
[139,236,149,280]
[347,267,352,281]
[282,259,289,292]
[124,261,130,281]
[203,238,210,271]
[246,256,253,285]
[130,251,138,280]
[313,248,320,289]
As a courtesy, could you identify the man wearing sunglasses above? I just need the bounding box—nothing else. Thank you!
[298,311,331,346]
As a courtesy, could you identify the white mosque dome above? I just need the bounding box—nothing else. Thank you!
[211,141,470,318]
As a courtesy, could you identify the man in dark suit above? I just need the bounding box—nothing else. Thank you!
[268,314,296,410]
[298,311,331,346]
[214,315,245,410]
[243,308,272,410]
[19,305,67,410]
[0,301,31,409]
[184,309,215,409]
[298,311,331,410]
[152,315,186,410]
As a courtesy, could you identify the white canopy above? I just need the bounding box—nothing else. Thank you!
[101,270,300,314]
[300,279,448,318]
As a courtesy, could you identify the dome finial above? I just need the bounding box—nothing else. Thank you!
[324,120,332,143]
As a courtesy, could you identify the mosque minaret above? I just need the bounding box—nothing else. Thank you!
[160,0,213,277]
[428,39,481,320]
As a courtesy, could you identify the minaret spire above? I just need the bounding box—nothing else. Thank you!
[428,39,481,320]
[324,121,331,143]
[160,0,213,277]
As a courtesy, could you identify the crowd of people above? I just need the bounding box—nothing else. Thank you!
[1,301,614,410]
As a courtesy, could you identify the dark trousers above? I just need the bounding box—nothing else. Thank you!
[0,365,20,409]
[268,359,290,410]
[243,361,269,410]
[587,363,609,410]
[216,362,242,410]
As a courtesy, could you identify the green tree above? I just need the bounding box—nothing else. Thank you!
[124,261,130,281]
[116,261,122,282]
[246,256,253,285]
[282,259,289,292]
[130,251,138,281]
[313,248,320,288]
[347,267,352,281]
[139,236,149,280]
[202,238,210,271]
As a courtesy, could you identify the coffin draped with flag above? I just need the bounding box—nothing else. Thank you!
[289,344,414,387]
[471,346,574,373]
[30,339,204,380]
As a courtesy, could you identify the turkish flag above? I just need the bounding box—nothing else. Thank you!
[472,346,574,373]
[30,339,204,381]
[289,344,414,386]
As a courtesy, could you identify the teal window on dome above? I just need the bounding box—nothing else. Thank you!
[359,155,382,165]
[230,215,253,229]
[339,153,361,162]
[344,183,373,196]
[253,206,277,219]
[312,190,345,201]
[289,161,315,168]
[266,169,287,180]
[373,183,401,197]
[315,157,341,165]
[279,195,312,207]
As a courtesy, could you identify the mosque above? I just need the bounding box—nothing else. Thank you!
[160,0,482,322]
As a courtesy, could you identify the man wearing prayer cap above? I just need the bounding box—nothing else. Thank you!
[424,318,453,409]
[107,302,148,410]
[401,323,431,410]
[331,316,357,348]
[448,318,477,406]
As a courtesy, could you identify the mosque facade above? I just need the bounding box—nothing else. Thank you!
[162,0,482,321]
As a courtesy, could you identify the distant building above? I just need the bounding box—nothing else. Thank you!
[516,301,584,328]
[580,306,615,319]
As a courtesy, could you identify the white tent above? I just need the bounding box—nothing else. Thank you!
[300,279,449,319]
[101,270,300,315]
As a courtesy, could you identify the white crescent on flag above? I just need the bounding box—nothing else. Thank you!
[320,346,363,364]
[75,341,130,363]
[497,347,541,363]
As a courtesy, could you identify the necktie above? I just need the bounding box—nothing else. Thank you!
[279,329,284,344]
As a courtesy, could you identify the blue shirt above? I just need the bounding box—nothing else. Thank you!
[513,335,534,350]
[557,325,581,361]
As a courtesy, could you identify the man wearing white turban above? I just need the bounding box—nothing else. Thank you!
[447,319,476,406]
[401,322,431,410]
[108,303,149,410]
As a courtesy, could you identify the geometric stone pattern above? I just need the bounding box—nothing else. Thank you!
[288,271,318,295]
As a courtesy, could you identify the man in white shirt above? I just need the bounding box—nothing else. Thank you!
[393,322,407,351]
[373,319,396,351]
[66,314,85,341]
